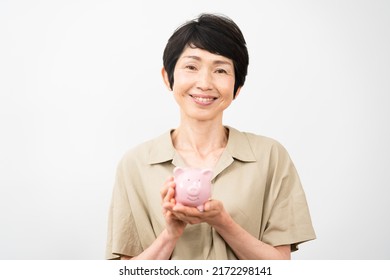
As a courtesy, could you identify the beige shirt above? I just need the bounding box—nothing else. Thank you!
[106,126,316,259]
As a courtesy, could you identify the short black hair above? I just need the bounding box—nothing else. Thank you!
[162,13,249,97]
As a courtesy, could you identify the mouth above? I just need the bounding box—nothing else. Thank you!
[186,195,199,201]
[189,94,217,105]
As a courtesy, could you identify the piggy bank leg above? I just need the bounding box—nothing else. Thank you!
[197,205,205,212]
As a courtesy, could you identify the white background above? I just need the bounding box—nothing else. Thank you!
[0,0,389,260]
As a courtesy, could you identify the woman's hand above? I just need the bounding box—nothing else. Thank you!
[164,198,291,260]
[160,176,187,239]
[163,198,229,228]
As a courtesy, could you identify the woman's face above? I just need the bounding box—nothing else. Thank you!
[163,46,240,123]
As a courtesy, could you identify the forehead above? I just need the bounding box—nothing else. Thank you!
[178,46,233,65]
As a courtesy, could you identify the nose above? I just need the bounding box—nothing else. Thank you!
[196,69,213,91]
[187,182,200,195]
[188,186,200,196]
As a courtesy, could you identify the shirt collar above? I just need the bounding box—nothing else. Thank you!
[225,126,257,162]
[147,126,257,165]
[147,130,176,165]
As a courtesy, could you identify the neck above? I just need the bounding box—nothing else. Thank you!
[172,121,228,155]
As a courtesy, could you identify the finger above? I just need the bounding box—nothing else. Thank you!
[204,199,223,213]
[162,201,173,212]
[162,190,177,214]
[172,212,202,225]
[161,179,175,200]
[160,184,168,199]
[204,200,212,212]
[173,204,203,219]
[165,176,174,185]
[166,184,176,200]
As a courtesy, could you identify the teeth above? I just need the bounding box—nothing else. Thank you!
[193,96,214,102]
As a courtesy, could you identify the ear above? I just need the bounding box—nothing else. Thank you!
[233,86,242,100]
[173,167,185,177]
[201,169,213,181]
[161,67,172,91]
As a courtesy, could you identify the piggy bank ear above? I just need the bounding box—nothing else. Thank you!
[201,169,213,181]
[173,167,185,177]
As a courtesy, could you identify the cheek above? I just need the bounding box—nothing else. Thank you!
[172,72,192,92]
[217,77,235,97]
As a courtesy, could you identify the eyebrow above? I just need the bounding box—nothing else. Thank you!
[182,55,233,66]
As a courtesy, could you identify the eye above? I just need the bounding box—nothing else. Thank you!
[185,65,197,71]
[215,68,228,74]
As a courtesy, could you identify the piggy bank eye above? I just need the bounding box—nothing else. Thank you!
[187,179,190,181]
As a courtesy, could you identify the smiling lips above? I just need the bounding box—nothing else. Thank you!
[186,195,199,201]
[190,94,217,105]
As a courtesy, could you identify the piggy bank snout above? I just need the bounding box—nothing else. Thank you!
[187,182,201,195]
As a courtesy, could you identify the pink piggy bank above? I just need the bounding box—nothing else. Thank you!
[173,167,213,211]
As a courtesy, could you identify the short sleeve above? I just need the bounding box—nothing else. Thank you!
[261,144,316,251]
[105,163,143,259]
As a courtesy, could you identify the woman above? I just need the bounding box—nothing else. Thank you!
[106,13,316,260]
